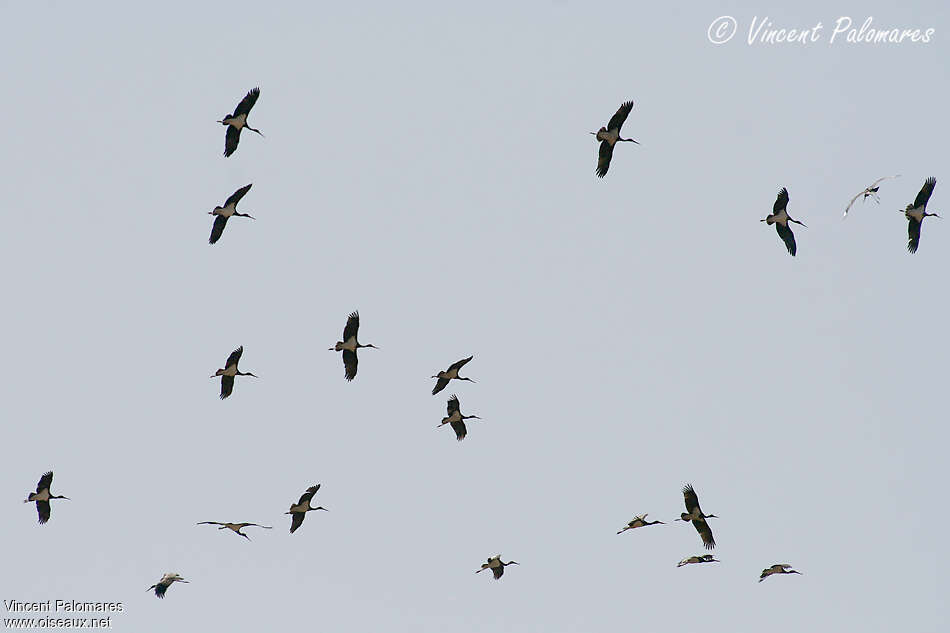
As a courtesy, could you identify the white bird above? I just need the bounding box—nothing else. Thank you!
[197,521,272,541]
[761,187,806,256]
[616,514,664,534]
[677,554,719,568]
[148,573,188,599]
[476,555,519,579]
[23,471,69,524]
[759,563,801,582]
[843,175,900,217]
[901,177,939,253]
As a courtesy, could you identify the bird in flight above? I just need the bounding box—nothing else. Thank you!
[23,471,69,524]
[208,184,255,244]
[761,187,806,256]
[901,177,939,253]
[286,484,328,534]
[148,573,188,599]
[329,311,378,381]
[843,175,900,217]
[476,555,519,579]
[197,521,272,541]
[431,356,475,395]
[218,87,263,157]
[591,100,639,178]
[210,346,258,400]
[759,563,802,582]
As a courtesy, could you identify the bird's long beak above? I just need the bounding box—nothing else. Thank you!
[210,374,217,378]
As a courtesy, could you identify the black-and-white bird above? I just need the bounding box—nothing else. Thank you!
[679,484,717,550]
[208,184,255,244]
[148,573,188,599]
[218,87,263,157]
[591,101,639,178]
[431,356,475,395]
[843,175,900,217]
[210,346,258,400]
[197,521,272,541]
[677,554,719,568]
[902,177,939,253]
[23,471,69,524]
[476,555,519,580]
[437,394,481,441]
[617,514,664,534]
[759,563,801,582]
[286,484,327,534]
[761,187,806,256]
[329,311,378,381]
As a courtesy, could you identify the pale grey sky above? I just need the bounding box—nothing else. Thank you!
[1,2,947,631]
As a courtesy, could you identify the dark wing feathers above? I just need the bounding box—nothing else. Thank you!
[776,222,797,256]
[153,583,168,599]
[432,377,450,395]
[446,395,460,416]
[491,565,505,579]
[682,484,701,513]
[224,125,242,157]
[224,184,253,208]
[450,419,467,441]
[449,356,474,372]
[596,140,614,178]
[219,375,235,400]
[773,187,789,214]
[907,217,922,253]
[298,485,321,505]
[914,177,936,209]
[36,471,53,493]
[209,214,228,244]
[606,101,634,132]
[342,349,358,381]
[289,512,305,534]
[226,346,244,368]
[343,312,360,341]
[233,87,260,118]
[693,517,716,549]
[36,501,51,524]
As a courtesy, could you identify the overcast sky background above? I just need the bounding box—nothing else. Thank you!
[1,1,947,631]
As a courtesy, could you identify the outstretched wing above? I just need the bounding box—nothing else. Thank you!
[449,356,474,372]
[225,184,253,208]
[289,512,306,534]
[219,375,235,400]
[233,87,260,118]
[776,222,797,256]
[914,177,936,209]
[596,140,614,178]
[843,190,865,217]
[209,214,229,244]
[446,395,460,416]
[692,517,716,549]
[297,485,321,505]
[36,501,51,524]
[153,583,168,599]
[492,565,505,579]
[682,484,701,514]
[36,471,53,494]
[450,419,467,441]
[224,125,242,157]
[606,101,634,132]
[343,311,360,341]
[432,377,450,395]
[773,187,789,214]
[907,217,922,253]
[342,349,358,381]
[226,346,244,368]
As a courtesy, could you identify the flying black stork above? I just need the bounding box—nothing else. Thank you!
[759,563,801,582]
[218,87,263,157]
[843,175,900,217]
[902,177,939,253]
[431,356,475,395]
[437,394,481,441]
[197,521,272,541]
[286,484,327,534]
[677,554,719,568]
[329,311,378,381]
[210,346,258,400]
[476,555,519,580]
[23,471,69,524]
[679,484,717,550]
[148,573,188,599]
[617,514,664,534]
[761,187,806,256]
[208,184,255,244]
[591,100,639,178]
